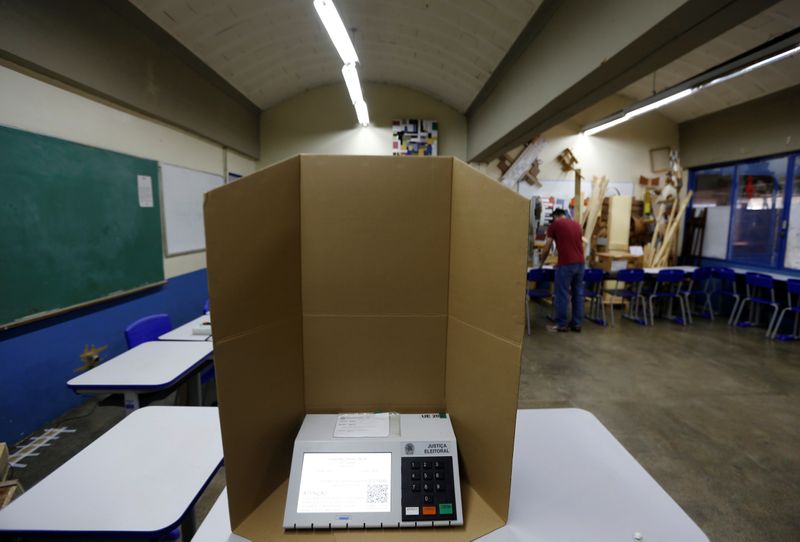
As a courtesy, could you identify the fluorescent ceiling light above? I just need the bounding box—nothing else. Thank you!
[582,40,800,136]
[341,63,364,104]
[354,99,370,127]
[701,43,800,90]
[313,0,358,65]
[584,88,696,136]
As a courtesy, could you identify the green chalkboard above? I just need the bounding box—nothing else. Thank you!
[0,125,164,328]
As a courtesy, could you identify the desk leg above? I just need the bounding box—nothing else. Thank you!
[188,371,203,406]
[181,507,197,540]
[123,392,140,415]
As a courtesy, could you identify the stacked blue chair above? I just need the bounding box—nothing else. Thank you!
[124,314,172,348]
[583,268,607,326]
[644,269,688,326]
[771,279,800,340]
[733,273,780,337]
[680,267,714,323]
[203,299,210,313]
[526,268,554,335]
[606,268,647,326]
[712,267,741,325]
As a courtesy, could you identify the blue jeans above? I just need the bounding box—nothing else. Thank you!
[555,263,585,328]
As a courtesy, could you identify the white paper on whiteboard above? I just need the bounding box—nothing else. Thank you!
[334,413,390,438]
[137,175,153,207]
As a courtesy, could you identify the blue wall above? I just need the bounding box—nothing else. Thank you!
[0,268,209,444]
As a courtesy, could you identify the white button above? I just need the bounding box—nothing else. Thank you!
[405,507,419,516]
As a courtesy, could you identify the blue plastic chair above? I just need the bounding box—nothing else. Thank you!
[124,314,172,348]
[643,269,688,326]
[733,273,780,337]
[771,279,800,340]
[680,267,714,323]
[583,268,607,326]
[203,299,210,313]
[526,268,554,335]
[606,268,646,326]
[711,267,741,325]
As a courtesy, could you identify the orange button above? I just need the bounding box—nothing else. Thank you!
[422,506,437,516]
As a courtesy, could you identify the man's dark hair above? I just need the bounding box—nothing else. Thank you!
[552,208,567,218]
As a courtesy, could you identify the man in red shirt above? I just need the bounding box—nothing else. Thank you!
[540,209,585,332]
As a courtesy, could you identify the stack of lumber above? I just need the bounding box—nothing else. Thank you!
[643,190,694,267]
[581,176,609,256]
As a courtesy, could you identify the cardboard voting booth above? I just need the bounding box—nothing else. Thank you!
[204,155,529,541]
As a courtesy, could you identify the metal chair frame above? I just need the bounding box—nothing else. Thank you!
[645,269,689,327]
[770,279,800,340]
[607,269,647,327]
[681,267,714,324]
[583,268,607,326]
[711,267,741,325]
[733,272,780,337]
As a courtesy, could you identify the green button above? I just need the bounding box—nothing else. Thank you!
[439,503,453,515]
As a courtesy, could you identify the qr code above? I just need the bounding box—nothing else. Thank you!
[366,484,388,504]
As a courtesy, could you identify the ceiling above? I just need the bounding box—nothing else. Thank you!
[130,0,542,113]
[619,0,800,124]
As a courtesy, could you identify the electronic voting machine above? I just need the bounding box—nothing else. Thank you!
[283,412,463,529]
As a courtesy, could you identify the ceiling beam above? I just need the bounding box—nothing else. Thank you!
[466,0,779,163]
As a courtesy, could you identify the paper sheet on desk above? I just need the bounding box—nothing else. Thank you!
[334,413,390,438]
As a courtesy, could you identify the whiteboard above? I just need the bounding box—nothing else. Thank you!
[784,200,800,270]
[160,163,224,255]
[701,205,730,260]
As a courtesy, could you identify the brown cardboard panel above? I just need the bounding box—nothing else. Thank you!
[204,155,301,342]
[207,155,525,541]
[448,160,529,343]
[235,480,503,542]
[445,317,521,521]
[214,321,306,530]
[303,315,447,413]
[300,155,452,316]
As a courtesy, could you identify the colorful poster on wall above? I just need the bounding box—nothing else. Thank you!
[392,119,438,156]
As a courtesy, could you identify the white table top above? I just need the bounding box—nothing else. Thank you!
[191,408,707,542]
[67,341,213,392]
[160,314,213,342]
[643,265,697,274]
[480,409,708,542]
[0,406,223,538]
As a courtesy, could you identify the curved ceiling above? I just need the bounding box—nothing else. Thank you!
[130,0,543,112]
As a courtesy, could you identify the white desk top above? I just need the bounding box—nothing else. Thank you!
[67,341,213,392]
[643,265,697,274]
[191,408,707,542]
[0,406,223,537]
[160,314,213,342]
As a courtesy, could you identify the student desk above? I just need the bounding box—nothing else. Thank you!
[160,314,213,342]
[0,406,223,541]
[67,341,213,414]
[190,408,708,542]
